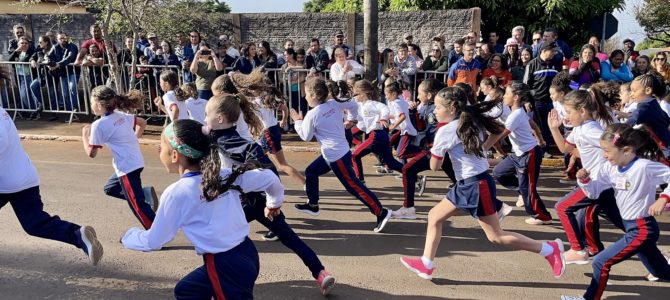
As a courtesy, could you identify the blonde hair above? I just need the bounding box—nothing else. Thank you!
[91,86,143,112]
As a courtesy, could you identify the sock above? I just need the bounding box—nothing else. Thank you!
[539,242,553,257]
[421,256,433,269]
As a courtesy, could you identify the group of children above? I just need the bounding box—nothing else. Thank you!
[3,64,670,299]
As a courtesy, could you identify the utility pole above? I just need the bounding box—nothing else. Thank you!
[363,0,378,82]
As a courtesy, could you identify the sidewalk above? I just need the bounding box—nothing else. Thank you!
[14,118,566,167]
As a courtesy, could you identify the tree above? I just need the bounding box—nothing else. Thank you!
[637,35,670,51]
[303,0,626,49]
[635,0,670,45]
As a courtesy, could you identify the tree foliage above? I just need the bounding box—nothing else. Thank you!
[303,0,626,49]
[635,0,670,45]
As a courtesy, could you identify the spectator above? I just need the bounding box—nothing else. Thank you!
[504,38,523,80]
[511,25,532,51]
[149,40,180,68]
[482,53,512,87]
[379,48,394,87]
[8,36,36,112]
[523,42,559,145]
[422,46,448,72]
[447,38,465,67]
[632,55,651,78]
[8,24,34,54]
[588,36,608,62]
[81,44,107,88]
[232,42,260,74]
[216,41,235,69]
[189,42,223,100]
[432,35,448,58]
[174,31,187,62]
[464,31,479,44]
[475,42,493,68]
[601,49,634,83]
[306,38,329,75]
[45,31,57,46]
[409,44,424,69]
[489,31,504,54]
[29,35,55,118]
[652,51,670,84]
[47,32,79,115]
[330,47,363,81]
[622,38,639,68]
[282,47,308,118]
[447,43,481,91]
[257,40,278,69]
[334,30,352,58]
[181,30,201,83]
[218,34,240,59]
[143,33,159,59]
[277,39,295,66]
[533,28,573,71]
[136,31,149,53]
[569,44,601,89]
[531,31,542,49]
[116,36,143,91]
[391,43,417,88]
[77,24,116,64]
[404,33,414,46]
[355,50,365,66]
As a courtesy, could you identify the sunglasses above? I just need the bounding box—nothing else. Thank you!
[655,58,666,61]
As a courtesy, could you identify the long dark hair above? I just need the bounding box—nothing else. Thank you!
[601,123,663,160]
[91,85,143,112]
[327,79,352,101]
[564,90,613,125]
[435,87,504,157]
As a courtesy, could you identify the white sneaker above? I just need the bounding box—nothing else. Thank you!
[646,256,670,281]
[394,174,403,180]
[392,206,417,219]
[525,217,552,225]
[78,226,103,266]
[498,202,513,224]
[376,167,393,174]
[560,296,585,300]
[516,195,524,207]
[417,175,428,196]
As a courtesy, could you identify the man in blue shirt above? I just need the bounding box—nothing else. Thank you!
[533,27,573,71]
[47,32,79,115]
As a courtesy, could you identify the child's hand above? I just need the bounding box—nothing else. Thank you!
[389,123,396,131]
[343,120,354,129]
[264,207,281,221]
[82,124,91,137]
[576,169,590,181]
[153,96,162,107]
[289,109,303,121]
[537,139,546,148]
[547,110,562,129]
[648,197,668,216]
[380,119,389,128]
[279,119,288,130]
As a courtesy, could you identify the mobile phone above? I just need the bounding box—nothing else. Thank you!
[201,50,211,55]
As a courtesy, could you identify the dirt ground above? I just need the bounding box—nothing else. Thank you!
[0,140,668,300]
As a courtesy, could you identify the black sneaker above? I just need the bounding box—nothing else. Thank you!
[373,208,392,233]
[294,203,320,216]
[261,231,279,241]
[143,186,159,212]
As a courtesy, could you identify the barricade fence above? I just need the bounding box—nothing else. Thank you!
[0,61,447,126]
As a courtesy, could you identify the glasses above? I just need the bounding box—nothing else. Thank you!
[431,49,440,52]
[655,58,666,61]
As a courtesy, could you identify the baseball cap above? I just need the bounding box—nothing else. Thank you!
[504,38,519,47]
[147,33,157,39]
[335,30,344,37]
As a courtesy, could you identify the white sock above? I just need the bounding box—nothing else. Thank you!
[421,256,433,269]
[539,242,553,257]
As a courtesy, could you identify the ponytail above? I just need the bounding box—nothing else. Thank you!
[564,89,613,125]
[327,80,352,102]
[601,123,663,160]
[115,89,143,112]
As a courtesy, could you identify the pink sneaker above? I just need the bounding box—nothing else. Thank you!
[400,256,433,280]
[545,239,566,278]
[664,203,670,212]
[316,270,335,296]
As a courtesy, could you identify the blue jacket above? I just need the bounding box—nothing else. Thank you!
[625,98,670,147]
[232,56,261,75]
[533,39,572,71]
[600,60,633,83]
[47,42,78,77]
[181,44,199,64]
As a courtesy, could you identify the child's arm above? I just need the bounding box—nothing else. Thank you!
[122,190,182,251]
[647,162,670,216]
[81,125,100,158]
[169,105,179,122]
[548,109,574,154]
[390,113,406,131]
[153,96,168,115]
[576,166,609,199]
[236,169,285,220]
[482,131,508,151]
[278,103,289,129]
[134,116,147,138]
[290,109,314,141]
[528,118,546,147]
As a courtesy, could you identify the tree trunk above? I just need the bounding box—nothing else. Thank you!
[363,0,378,82]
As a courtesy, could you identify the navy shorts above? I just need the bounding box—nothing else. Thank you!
[260,124,282,154]
[446,172,502,218]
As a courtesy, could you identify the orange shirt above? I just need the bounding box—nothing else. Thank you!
[481,68,512,87]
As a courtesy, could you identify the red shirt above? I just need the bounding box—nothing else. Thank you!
[481,68,512,87]
[81,38,117,54]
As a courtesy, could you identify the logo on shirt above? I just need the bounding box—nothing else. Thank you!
[113,118,126,126]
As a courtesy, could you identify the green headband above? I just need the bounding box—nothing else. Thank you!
[164,123,204,159]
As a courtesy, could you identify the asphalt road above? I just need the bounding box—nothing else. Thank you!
[0,140,668,300]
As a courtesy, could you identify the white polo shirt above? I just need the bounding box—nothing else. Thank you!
[0,107,40,193]
[89,111,144,176]
[505,108,538,156]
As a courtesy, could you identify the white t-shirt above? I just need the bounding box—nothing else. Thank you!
[357,100,389,133]
[294,99,359,162]
[122,169,283,254]
[388,98,417,136]
[622,102,638,114]
[89,111,144,176]
[430,121,489,181]
[580,158,670,220]
[162,90,189,121]
[235,111,254,142]
[659,100,670,118]
[0,107,40,193]
[185,97,207,124]
[254,97,278,129]
[566,120,606,179]
[505,108,538,156]
[226,47,240,59]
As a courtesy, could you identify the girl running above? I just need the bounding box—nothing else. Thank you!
[548,90,624,265]
[122,119,284,300]
[350,79,404,183]
[291,77,393,233]
[490,82,553,225]
[561,124,670,300]
[400,86,565,280]
[386,81,419,160]
[182,82,207,124]
[82,86,156,229]
[1,106,103,266]
[153,70,189,122]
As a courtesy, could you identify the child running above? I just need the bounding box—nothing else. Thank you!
[400,86,565,280]
[350,79,404,183]
[1,106,103,266]
[81,86,156,229]
[291,77,393,233]
[153,70,189,122]
[386,81,419,160]
[182,82,207,124]
[490,82,553,225]
[624,74,670,158]
[122,119,284,299]
[560,124,670,300]
[548,90,624,264]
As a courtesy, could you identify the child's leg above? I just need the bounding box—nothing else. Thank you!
[477,214,543,252]
[103,173,126,200]
[518,147,552,221]
[402,151,430,208]
[330,152,384,216]
[422,198,460,260]
[492,155,519,191]
[118,168,155,229]
[583,204,604,254]
[636,218,670,281]
[304,155,332,206]
[351,131,376,181]
[375,132,404,173]
[5,186,81,247]
[555,188,597,251]
[271,149,306,186]
[397,134,419,160]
